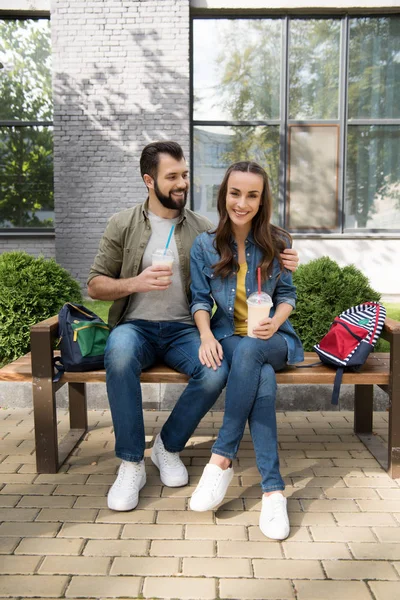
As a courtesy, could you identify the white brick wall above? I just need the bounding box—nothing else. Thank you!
[52,0,190,286]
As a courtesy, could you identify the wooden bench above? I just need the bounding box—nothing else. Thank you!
[0,314,399,478]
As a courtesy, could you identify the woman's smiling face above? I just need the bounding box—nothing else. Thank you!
[225,170,264,232]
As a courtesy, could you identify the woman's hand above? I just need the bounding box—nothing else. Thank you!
[199,334,224,370]
[280,248,299,272]
[252,317,278,340]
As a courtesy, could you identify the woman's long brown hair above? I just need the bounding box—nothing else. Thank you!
[212,161,292,281]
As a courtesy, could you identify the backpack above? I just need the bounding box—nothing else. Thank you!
[313,302,386,405]
[54,302,110,381]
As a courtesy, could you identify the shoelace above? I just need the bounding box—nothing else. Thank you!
[115,462,142,489]
[197,467,222,493]
[267,495,286,521]
[160,445,182,468]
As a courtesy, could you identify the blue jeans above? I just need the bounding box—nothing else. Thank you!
[212,333,287,493]
[104,320,229,462]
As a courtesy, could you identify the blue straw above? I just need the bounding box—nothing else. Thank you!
[164,225,175,254]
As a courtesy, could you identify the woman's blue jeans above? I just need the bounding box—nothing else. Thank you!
[104,320,229,463]
[212,333,287,493]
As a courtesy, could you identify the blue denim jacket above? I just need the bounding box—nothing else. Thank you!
[190,231,304,365]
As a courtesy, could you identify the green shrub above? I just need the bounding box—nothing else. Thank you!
[0,251,82,362]
[291,256,381,351]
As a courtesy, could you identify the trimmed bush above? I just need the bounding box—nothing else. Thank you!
[0,251,82,363]
[291,256,381,351]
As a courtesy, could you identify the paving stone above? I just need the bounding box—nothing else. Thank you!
[357,500,400,512]
[310,526,376,542]
[35,509,98,523]
[0,508,39,522]
[334,513,397,527]
[143,577,216,599]
[0,575,69,597]
[0,485,55,496]
[253,558,324,579]
[349,543,400,560]
[83,539,148,557]
[217,540,283,558]
[57,523,121,539]
[249,526,311,542]
[110,556,180,576]
[121,523,183,539]
[219,578,294,599]
[156,510,214,524]
[96,509,155,524]
[185,524,247,540]
[17,496,76,508]
[323,560,398,580]
[150,540,214,557]
[283,541,351,559]
[183,557,252,577]
[15,538,84,555]
[0,555,40,574]
[53,484,108,496]
[368,581,400,599]
[294,580,372,599]
[39,556,110,575]
[0,522,60,537]
[373,527,400,542]
[66,576,141,598]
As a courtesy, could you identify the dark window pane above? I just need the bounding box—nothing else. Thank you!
[287,125,339,230]
[193,19,282,121]
[345,126,400,229]
[193,125,280,224]
[289,19,341,120]
[348,17,400,119]
[0,126,54,228]
[0,19,52,121]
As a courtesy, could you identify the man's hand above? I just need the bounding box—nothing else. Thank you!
[252,317,278,340]
[132,264,173,293]
[199,334,224,370]
[280,248,299,272]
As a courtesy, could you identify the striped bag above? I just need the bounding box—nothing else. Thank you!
[313,302,386,405]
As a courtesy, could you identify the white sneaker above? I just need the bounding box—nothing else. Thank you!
[259,492,290,540]
[107,460,146,511]
[190,463,234,512]
[151,433,188,487]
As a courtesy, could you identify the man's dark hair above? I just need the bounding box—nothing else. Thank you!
[140,141,185,180]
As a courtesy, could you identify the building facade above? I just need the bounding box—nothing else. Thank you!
[0,0,399,298]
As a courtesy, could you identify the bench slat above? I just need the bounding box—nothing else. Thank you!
[0,352,390,385]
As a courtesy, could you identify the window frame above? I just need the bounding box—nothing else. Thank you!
[190,12,400,235]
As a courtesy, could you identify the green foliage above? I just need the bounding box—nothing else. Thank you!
[291,256,381,351]
[84,300,112,324]
[0,251,82,362]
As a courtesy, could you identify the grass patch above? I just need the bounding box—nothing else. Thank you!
[83,299,112,322]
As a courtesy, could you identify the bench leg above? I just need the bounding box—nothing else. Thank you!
[354,384,373,433]
[69,383,88,430]
[33,379,59,474]
[388,334,400,479]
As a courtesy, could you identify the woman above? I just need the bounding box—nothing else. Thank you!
[189,161,304,540]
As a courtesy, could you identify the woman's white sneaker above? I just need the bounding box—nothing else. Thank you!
[259,492,290,540]
[107,460,146,511]
[190,463,234,512]
[151,433,188,487]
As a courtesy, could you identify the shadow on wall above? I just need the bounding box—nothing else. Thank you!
[53,26,190,288]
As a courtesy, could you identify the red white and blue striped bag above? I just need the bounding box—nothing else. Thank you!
[313,302,386,405]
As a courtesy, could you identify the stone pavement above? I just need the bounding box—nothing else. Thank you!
[0,408,400,600]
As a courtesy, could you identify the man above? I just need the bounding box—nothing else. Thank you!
[88,141,299,511]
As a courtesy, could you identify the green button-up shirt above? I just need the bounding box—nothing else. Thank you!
[87,199,213,328]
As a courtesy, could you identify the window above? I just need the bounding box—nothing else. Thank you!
[0,18,53,229]
[192,15,400,232]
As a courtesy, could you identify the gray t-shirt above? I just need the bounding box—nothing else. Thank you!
[123,211,193,324]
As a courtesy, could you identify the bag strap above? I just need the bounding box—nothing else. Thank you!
[334,319,364,342]
[52,357,64,383]
[332,367,344,405]
[295,361,323,369]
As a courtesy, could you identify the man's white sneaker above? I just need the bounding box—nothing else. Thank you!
[107,460,146,511]
[259,492,290,540]
[151,433,188,487]
[190,463,234,512]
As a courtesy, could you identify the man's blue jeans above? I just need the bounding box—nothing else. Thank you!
[212,333,287,493]
[104,320,229,463]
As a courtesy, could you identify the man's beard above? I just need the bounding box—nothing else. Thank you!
[154,178,188,210]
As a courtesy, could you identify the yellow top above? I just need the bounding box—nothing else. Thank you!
[234,262,248,336]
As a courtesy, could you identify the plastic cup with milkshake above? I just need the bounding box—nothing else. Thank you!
[246,291,273,338]
[152,248,174,283]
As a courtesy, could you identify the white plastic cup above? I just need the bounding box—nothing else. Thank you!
[246,292,273,338]
[152,248,174,283]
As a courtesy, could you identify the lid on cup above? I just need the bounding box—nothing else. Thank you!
[152,248,174,258]
[246,291,273,306]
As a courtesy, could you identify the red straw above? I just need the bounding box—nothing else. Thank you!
[257,267,261,297]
